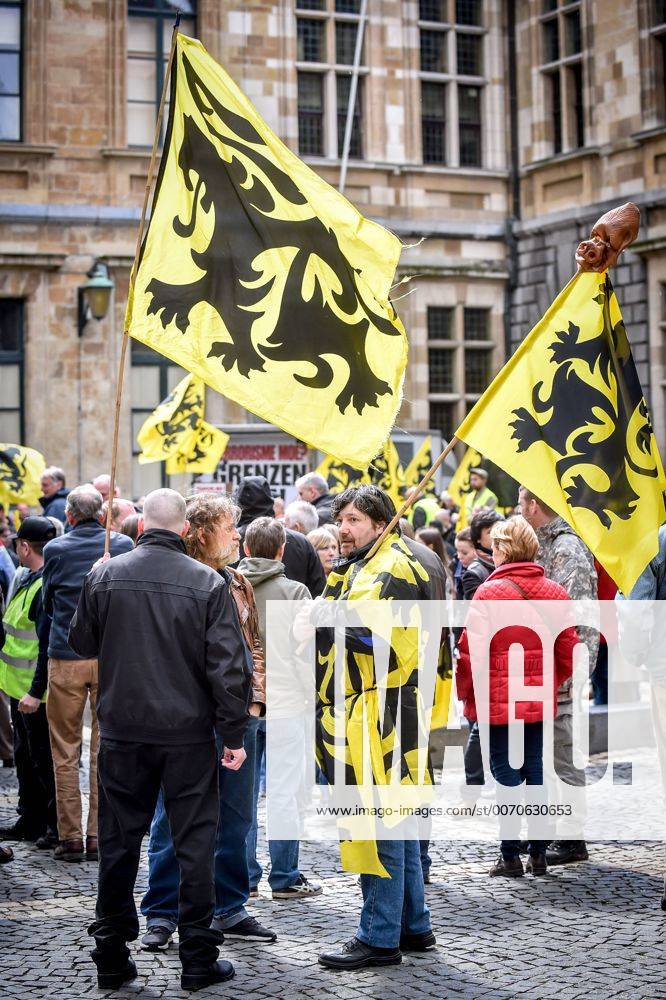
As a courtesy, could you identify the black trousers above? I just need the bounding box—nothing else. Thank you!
[9,698,58,836]
[463,721,486,787]
[90,738,222,970]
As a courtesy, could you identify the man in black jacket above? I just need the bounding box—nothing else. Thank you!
[69,488,251,993]
[235,476,326,597]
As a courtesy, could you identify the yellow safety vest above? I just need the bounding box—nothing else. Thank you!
[0,575,43,701]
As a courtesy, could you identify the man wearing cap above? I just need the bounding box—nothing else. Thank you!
[462,468,498,525]
[0,516,59,847]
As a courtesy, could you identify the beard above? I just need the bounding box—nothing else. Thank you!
[217,541,240,567]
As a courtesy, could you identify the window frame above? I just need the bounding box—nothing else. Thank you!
[427,303,496,439]
[538,1,586,157]
[0,0,23,144]
[295,0,367,161]
[418,0,487,168]
[126,0,197,149]
[0,298,25,444]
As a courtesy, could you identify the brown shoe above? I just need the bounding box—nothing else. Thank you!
[0,844,13,863]
[489,854,524,877]
[86,837,98,862]
[54,838,85,862]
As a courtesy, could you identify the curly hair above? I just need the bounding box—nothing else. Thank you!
[184,492,240,563]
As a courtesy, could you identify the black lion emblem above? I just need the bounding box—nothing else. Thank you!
[0,447,29,495]
[154,380,203,451]
[144,52,401,416]
[510,277,659,528]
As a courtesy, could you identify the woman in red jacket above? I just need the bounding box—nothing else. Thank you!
[456,516,578,877]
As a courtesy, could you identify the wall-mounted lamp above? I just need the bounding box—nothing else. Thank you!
[77,260,114,337]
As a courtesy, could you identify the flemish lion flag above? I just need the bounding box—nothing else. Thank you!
[137,373,228,473]
[404,436,437,496]
[126,33,407,469]
[455,272,666,593]
[137,373,204,464]
[368,439,405,506]
[0,445,45,507]
[447,446,482,529]
[166,421,229,475]
[315,455,369,494]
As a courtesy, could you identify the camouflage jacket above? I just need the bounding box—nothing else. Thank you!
[536,517,598,706]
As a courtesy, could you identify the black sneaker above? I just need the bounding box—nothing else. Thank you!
[489,855,524,878]
[222,916,277,942]
[400,929,437,952]
[319,937,402,970]
[140,925,174,951]
[526,853,548,876]
[35,830,59,850]
[272,874,323,899]
[546,841,589,865]
[181,960,234,992]
[0,820,41,842]
[248,886,259,899]
[97,958,137,990]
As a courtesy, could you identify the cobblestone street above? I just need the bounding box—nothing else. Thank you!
[1,761,665,1000]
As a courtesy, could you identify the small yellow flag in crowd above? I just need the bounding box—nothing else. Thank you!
[403,436,437,497]
[316,439,405,504]
[137,373,228,474]
[165,422,229,476]
[0,445,45,507]
[455,271,666,593]
[126,33,407,469]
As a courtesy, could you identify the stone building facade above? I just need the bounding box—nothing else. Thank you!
[511,0,666,454]
[0,0,664,498]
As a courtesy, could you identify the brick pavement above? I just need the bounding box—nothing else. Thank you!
[1,761,665,1000]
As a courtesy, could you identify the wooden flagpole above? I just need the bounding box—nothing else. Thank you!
[104,13,181,554]
[366,436,459,560]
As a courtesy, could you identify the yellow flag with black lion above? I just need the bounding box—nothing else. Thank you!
[126,33,407,470]
[456,271,666,593]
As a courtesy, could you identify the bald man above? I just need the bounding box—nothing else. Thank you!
[92,474,120,504]
[69,488,251,992]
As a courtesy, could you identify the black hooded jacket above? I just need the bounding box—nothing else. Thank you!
[235,477,326,597]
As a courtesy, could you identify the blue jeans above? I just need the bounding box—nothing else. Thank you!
[591,642,608,705]
[357,840,431,950]
[141,719,258,932]
[488,721,547,860]
[245,717,302,891]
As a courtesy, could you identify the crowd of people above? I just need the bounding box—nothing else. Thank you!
[0,461,660,989]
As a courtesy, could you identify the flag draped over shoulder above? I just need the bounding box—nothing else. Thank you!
[455,272,666,593]
[404,436,437,496]
[126,33,408,469]
[137,373,228,474]
[0,445,45,507]
[317,534,449,876]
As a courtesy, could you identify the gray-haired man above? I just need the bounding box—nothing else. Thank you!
[42,484,133,862]
[295,472,334,526]
[39,466,70,524]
